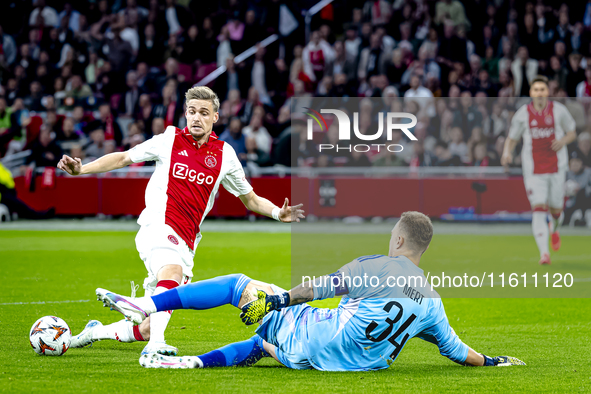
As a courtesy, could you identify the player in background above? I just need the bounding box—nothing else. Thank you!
[58,86,304,356]
[97,212,525,371]
[501,76,576,265]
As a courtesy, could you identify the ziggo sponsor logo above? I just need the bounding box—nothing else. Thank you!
[172,163,214,184]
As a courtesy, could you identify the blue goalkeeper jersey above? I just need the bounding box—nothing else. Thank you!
[276,255,469,371]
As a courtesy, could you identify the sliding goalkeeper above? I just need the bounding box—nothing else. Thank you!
[96,211,525,371]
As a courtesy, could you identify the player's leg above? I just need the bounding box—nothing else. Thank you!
[139,283,281,370]
[139,335,273,369]
[548,171,566,251]
[138,225,196,355]
[97,273,259,323]
[532,205,551,264]
[71,318,150,348]
[143,263,183,355]
[526,174,551,264]
[71,282,151,347]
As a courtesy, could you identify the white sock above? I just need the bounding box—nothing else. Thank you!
[135,295,157,314]
[148,286,173,343]
[92,319,136,342]
[532,211,549,257]
[550,211,564,233]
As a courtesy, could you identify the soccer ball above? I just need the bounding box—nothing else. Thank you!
[29,316,71,356]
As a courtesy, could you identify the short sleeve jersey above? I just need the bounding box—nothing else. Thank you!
[128,127,253,249]
[508,100,576,175]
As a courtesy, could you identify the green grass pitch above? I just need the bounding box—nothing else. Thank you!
[0,230,590,392]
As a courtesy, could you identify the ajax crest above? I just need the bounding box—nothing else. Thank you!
[205,155,217,168]
[168,235,179,245]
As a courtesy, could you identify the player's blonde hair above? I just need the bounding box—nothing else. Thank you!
[398,211,433,254]
[185,86,220,113]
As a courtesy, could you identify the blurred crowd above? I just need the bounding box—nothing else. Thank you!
[1,0,591,177]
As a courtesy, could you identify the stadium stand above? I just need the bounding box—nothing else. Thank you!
[1,0,591,220]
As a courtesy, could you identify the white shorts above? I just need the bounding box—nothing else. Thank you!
[524,171,566,209]
[135,223,202,295]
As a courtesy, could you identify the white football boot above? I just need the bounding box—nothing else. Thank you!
[140,353,202,369]
[70,320,103,348]
[96,288,152,324]
[141,341,179,356]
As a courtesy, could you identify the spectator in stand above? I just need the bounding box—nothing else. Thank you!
[104,23,133,85]
[220,117,247,166]
[155,58,180,95]
[153,80,182,128]
[358,33,390,83]
[511,46,538,97]
[577,132,591,168]
[302,30,335,84]
[71,106,89,135]
[404,74,434,116]
[402,46,440,87]
[179,25,200,65]
[23,81,45,112]
[118,70,142,118]
[448,127,469,163]
[164,33,183,62]
[97,103,122,147]
[29,0,59,28]
[238,87,262,126]
[0,25,17,66]
[434,140,463,166]
[435,0,470,31]
[66,75,92,102]
[242,108,272,155]
[164,0,194,36]
[245,136,271,170]
[85,127,105,159]
[453,91,483,140]
[122,122,143,150]
[152,118,166,136]
[566,53,584,97]
[471,142,490,166]
[137,24,164,67]
[120,11,140,60]
[56,117,82,144]
[576,66,591,98]
[564,150,591,226]
[137,94,154,136]
[26,126,63,168]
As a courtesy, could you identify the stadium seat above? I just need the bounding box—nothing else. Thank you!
[178,63,194,83]
[195,63,218,86]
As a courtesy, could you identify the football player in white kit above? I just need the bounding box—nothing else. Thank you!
[501,76,576,265]
[58,86,304,355]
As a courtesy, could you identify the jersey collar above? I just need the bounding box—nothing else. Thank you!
[183,127,219,148]
[528,100,552,116]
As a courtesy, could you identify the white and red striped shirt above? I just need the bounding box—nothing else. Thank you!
[129,126,253,249]
[508,100,576,176]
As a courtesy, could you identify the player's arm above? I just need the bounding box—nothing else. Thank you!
[501,136,519,166]
[57,152,133,176]
[240,272,347,325]
[418,307,526,367]
[238,191,305,223]
[551,129,576,152]
[501,109,526,166]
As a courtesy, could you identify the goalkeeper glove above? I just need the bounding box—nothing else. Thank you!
[240,291,290,326]
[482,354,526,366]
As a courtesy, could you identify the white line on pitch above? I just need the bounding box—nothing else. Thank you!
[0,299,91,306]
